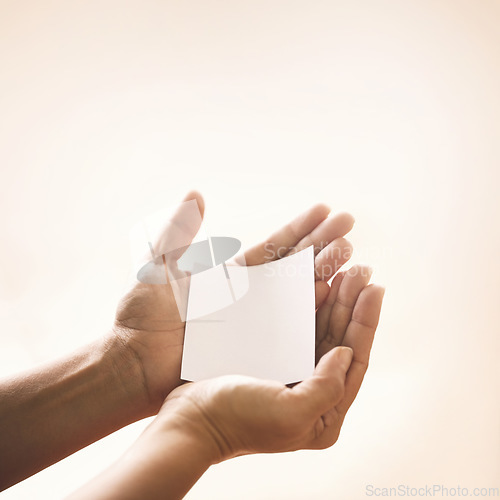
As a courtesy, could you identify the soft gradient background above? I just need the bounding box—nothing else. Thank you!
[1,1,499,498]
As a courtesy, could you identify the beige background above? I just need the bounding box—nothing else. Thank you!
[0,1,499,498]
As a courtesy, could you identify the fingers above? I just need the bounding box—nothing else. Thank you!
[241,204,331,266]
[335,284,385,416]
[291,346,353,417]
[236,204,353,332]
[287,212,355,256]
[314,237,353,281]
[315,271,345,352]
[315,265,373,361]
[313,237,352,309]
[314,281,330,309]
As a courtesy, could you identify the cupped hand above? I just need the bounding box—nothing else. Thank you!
[151,271,384,461]
[113,192,355,413]
[153,346,353,462]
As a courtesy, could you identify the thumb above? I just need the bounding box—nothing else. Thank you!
[153,190,205,261]
[133,191,205,285]
[292,347,353,417]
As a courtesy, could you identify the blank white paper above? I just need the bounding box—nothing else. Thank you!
[181,246,315,384]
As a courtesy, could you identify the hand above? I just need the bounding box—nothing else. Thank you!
[151,270,384,461]
[113,192,355,413]
[152,346,353,464]
[67,347,355,500]
[66,203,383,500]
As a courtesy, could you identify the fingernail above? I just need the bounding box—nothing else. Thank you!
[338,347,353,371]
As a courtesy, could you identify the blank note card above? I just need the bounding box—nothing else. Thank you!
[181,246,315,384]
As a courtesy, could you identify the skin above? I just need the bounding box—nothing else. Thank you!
[68,347,356,500]
[113,191,357,410]
[69,262,384,499]
[0,191,384,498]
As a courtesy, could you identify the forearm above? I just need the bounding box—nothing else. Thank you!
[67,419,216,500]
[0,334,150,490]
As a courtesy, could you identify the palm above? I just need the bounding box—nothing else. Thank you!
[115,273,190,407]
[114,192,360,411]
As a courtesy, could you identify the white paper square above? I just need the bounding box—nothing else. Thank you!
[181,246,315,384]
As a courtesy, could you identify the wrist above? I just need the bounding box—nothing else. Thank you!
[110,321,188,414]
[66,418,216,500]
[83,414,220,500]
[153,384,237,465]
[147,416,221,467]
[101,331,156,419]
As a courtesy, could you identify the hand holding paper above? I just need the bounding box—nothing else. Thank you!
[68,260,384,500]
[114,192,355,412]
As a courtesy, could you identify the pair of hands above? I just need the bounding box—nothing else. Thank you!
[113,191,384,463]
